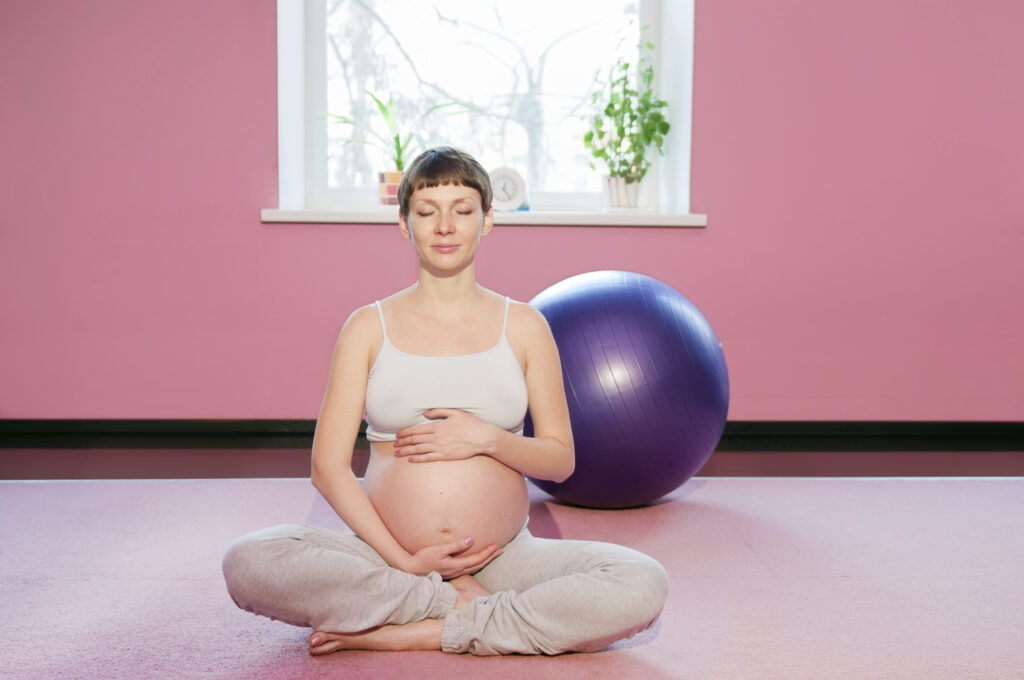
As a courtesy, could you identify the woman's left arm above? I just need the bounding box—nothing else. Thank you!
[485,303,574,481]
[393,304,575,482]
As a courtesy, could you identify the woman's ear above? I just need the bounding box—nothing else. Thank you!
[398,211,412,240]
[481,207,495,237]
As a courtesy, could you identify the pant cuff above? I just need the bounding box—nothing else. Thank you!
[438,592,507,655]
[432,575,458,619]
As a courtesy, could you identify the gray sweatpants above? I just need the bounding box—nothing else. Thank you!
[222,522,668,655]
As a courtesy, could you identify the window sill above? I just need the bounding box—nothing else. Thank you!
[260,208,707,228]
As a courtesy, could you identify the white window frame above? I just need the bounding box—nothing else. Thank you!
[262,0,706,227]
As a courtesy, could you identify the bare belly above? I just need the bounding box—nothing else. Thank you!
[364,442,529,555]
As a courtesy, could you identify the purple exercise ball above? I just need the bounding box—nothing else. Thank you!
[525,271,729,508]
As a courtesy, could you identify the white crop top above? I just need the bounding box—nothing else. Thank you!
[364,297,529,442]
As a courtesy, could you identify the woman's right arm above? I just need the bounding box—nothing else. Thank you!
[310,306,416,571]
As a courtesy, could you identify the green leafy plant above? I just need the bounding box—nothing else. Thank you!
[583,36,670,184]
[328,91,458,171]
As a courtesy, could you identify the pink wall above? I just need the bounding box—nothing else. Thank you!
[1,1,1022,421]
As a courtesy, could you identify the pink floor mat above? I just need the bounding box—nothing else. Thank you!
[1,476,1022,679]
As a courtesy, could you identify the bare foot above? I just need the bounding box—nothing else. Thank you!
[449,574,491,609]
[308,619,444,655]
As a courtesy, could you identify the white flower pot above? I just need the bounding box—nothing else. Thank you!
[604,176,639,208]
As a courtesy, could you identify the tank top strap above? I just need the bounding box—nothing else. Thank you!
[501,296,511,337]
[373,300,391,344]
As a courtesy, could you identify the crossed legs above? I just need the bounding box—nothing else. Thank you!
[223,523,668,656]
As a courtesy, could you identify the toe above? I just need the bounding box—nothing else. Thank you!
[310,638,343,655]
[309,631,350,655]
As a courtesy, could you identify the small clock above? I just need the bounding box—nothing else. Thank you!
[489,167,527,211]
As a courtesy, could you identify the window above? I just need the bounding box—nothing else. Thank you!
[270,0,699,224]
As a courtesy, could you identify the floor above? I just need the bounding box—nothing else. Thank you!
[1,472,1022,679]
[3,446,1024,480]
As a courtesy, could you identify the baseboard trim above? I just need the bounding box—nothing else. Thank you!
[1,420,1022,451]
[0,419,320,449]
[718,421,1024,452]
[2,420,1022,480]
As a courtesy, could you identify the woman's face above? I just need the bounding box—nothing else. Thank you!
[399,183,494,275]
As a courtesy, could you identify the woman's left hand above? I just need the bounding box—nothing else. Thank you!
[393,408,497,462]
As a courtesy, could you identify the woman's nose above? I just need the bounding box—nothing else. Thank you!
[436,212,456,234]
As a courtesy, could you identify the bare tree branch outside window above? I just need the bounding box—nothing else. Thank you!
[322,0,639,202]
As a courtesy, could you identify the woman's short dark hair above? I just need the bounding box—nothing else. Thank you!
[398,147,493,216]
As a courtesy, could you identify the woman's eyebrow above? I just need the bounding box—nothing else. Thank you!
[414,197,476,207]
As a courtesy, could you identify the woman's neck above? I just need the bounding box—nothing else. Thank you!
[413,262,481,296]
[412,266,482,308]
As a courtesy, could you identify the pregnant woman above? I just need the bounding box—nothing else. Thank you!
[222,147,668,656]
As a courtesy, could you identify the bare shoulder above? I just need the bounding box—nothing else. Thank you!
[509,300,549,330]
[339,303,380,337]
[508,301,567,403]
[507,300,556,351]
[333,303,383,362]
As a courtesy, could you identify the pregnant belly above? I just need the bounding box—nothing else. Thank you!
[364,442,529,555]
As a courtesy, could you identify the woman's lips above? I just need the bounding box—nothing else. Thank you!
[432,244,459,253]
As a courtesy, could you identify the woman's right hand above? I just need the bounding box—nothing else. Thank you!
[403,538,502,579]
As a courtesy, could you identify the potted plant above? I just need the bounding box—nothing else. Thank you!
[328,92,457,205]
[583,36,670,208]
